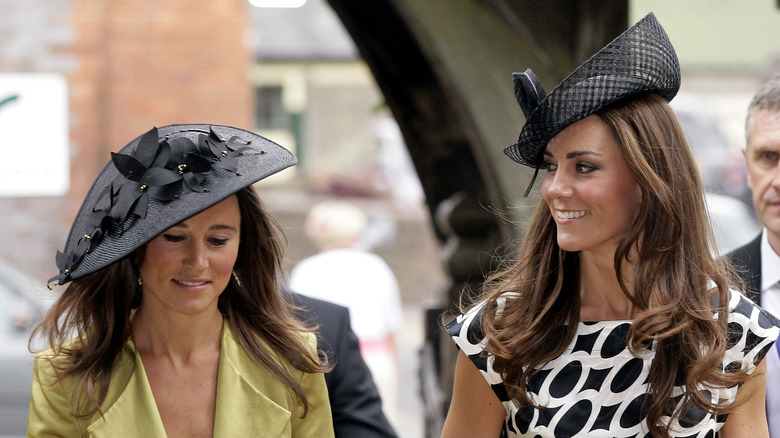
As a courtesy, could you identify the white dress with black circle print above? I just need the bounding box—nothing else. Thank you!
[447,291,780,437]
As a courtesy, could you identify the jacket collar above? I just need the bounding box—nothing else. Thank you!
[213,323,292,436]
[86,321,292,437]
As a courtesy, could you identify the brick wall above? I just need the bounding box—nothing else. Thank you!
[68,0,254,211]
[0,0,254,282]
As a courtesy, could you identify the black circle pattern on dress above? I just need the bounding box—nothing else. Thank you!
[446,291,780,437]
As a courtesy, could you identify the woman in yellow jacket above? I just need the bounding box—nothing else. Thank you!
[28,124,334,437]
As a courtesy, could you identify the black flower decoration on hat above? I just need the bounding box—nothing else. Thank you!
[205,127,259,174]
[49,125,276,286]
[51,220,106,284]
[110,130,183,222]
[166,137,213,192]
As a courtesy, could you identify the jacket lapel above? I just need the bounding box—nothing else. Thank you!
[212,323,292,437]
[728,233,763,305]
[85,344,168,437]
[741,234,763,304]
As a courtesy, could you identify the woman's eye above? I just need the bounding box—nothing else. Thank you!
[543,161,557,172]
[576,163,597,173]
[209,238,229,246]
[163,234,185,243]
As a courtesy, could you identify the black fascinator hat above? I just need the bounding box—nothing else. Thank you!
[505,12,680,196]
[50,124,296,286]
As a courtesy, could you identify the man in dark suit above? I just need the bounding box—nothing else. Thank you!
[290,292,399,438]
[725,73,780,437]
[728,233,763,304]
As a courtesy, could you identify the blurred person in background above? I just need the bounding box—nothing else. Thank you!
[289,200,403,429]
[726,73,780,437]
[443,14,779,437]
[28,124,333,437]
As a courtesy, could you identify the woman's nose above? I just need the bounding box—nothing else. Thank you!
[184,242,208,269]
[545,170,573,198]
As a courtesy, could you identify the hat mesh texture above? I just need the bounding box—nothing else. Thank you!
[505,13,680,168]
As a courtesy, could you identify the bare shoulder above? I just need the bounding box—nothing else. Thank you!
[441,350,506,438]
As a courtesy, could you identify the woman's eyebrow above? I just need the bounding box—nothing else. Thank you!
[169,223,238,232]
[566,150,602,159]
[210,224,239,232]
[543,150,603,158]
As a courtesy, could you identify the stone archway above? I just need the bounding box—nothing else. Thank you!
[323,2,628,433]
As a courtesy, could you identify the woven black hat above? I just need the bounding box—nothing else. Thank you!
[50,124,296,286]
[505,12,680,196]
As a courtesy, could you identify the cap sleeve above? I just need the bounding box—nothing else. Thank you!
[724,290,780,374]
[446,301,489,357]
[447,300,513,405]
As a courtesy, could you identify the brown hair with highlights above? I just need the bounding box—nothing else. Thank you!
[477,93,746,437]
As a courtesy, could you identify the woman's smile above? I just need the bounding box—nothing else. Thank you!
[173,279,210,288]
[555,209,590,221]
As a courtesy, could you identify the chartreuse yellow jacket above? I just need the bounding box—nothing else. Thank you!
[27,322,334,437]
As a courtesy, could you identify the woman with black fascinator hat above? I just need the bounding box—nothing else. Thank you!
[442,13,780,438]
[27,125,334,436]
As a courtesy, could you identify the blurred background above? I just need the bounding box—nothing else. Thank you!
[0,0,778,437]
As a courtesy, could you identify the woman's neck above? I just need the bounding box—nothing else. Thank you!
[131,307,223,364]
[578,251,637,321]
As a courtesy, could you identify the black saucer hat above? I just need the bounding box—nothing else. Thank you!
[50,124,296,286]
[505,12,680,196]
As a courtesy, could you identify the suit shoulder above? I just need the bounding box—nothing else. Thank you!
[725,234,762,264]
[291,293,350,320]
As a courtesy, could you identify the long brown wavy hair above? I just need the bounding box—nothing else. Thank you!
[478,93,747,437]
[32,186,325,418]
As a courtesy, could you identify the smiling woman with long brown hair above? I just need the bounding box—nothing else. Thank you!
[442,13,780,438]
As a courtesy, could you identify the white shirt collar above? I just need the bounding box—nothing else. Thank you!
[761,228,780,292]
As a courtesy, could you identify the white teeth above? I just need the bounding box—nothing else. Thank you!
[557,210,588,219]
[177,280,206,287]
